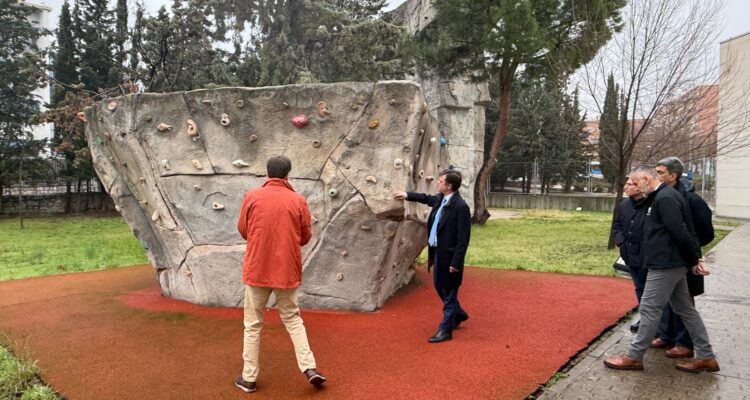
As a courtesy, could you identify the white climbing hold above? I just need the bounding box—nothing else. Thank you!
[212,202,225,210]
[393,159,403,169]
[220,113,231,127]
[192,159,203,170]
[336,272,344,281]
[366,175,377,183]
[186,119,199,140]
[161,159,170,170]
[232,159,249,168]
[249,134,258,142]
[157,123,173,132]
[193,185,202,191]
[430,137,437,144]
[151,210,160,221]
[328,188,338,197]
[107,101,117,111]
[341,250,348,257]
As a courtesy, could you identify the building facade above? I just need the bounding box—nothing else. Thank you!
[716,32,750,219]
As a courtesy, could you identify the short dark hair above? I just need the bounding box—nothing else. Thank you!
[267,155,292,178]
[656,157,684,178]
[440,168,462,192]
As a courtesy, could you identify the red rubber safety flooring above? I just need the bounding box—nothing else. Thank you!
[0,265,636,400]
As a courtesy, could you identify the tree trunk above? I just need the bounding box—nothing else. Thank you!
[65,180,72,213]
[18,148,25,229]
[607,159,627,249]
[473,75,513,225]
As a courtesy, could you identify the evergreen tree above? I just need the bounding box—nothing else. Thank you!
[52,0,78,103]
[114,0,129,70]
[406,0,626,223]
[76,0,119,92]
[0,0,49,220]
[598,73,621,189]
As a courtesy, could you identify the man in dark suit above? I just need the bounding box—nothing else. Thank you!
[392,168,472,343]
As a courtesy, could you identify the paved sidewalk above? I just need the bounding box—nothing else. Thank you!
[539,222,750,400]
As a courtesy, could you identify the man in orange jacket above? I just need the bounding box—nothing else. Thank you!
[234,155,326,393]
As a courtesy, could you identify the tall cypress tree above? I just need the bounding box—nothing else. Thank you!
[76,0,118,91]
[598,73,621,189]
[114,0,128,69]
[52,0,78,103]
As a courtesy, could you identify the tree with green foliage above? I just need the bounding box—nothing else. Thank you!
[0,0,50,224]
[75,0,120,92]
[598,73,621,190]
[407,0,626,223]
[133,0,241,92]
[212,0,407,85]
[51,0,78,103]
[114,0,129,70]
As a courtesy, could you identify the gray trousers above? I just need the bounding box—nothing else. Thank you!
[628,267,715,360]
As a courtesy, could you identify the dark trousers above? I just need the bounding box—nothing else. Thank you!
[659,302,694,347]
[435,285,468,332]
[629,265,649,303]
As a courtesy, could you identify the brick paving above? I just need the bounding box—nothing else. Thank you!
[538,222,750,400]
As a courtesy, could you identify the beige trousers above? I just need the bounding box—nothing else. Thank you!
[242,285,316,382]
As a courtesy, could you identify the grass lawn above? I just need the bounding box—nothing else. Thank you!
[0,216,148,281]
[464,209,731,276]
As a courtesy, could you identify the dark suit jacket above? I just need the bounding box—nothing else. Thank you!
[613,196,648,269]
[406,191,471,290]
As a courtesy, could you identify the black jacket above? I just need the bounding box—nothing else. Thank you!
[675,179,714,247]
[674,179,714,296]
[643,183,701,269]
[406,190,471,289]
[613,196,648,269]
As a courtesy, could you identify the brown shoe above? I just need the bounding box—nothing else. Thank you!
[676,358,720,373]
[665,345,694,358]
[234,376,257,393]
[603,354,644,370]
[650,338,670,348]
[303,369,327,387]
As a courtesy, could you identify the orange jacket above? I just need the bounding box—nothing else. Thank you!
[237,179,312,288]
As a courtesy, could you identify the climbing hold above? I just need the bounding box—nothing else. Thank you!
[312,139,321,148]
[425,175,435,182]
[328,188,338,197]
[393,159,403,169]
[193,185,201,191]
[312,216,319,224]
[220,113,231,127]
[191,159,203,170]
[139,177,146,183]
[419,170,424,178]
[430,137,437,144]
[350,103,359,110]
[366,176,377,183]
[388,98,397,105]
[186,119,199,140]
[283,101,289,108]
[368,120,379,129]
[107,101,117,111]
[201,99,213,106]
[235,99,245,108]
[421,104,427,114]
[212,202,225,210]
[186,270,193,277]
[77,112,86,122]
[161,159,170,170]
[336,272,344,281]
[341,250,348,257]
[103,131,111,139]
[232,159,249,168]
[144,115,152,122]
[157,123,173,132]
[139,200,148,206]
[115,205,121,212]
[151,210,160,221]
[360,225,372,231]
[249,134,258,142]
[316,101,330,117]
[291,115,309,128]
[420,128,425,135]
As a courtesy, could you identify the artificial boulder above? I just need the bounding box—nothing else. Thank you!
[85,81,442,311]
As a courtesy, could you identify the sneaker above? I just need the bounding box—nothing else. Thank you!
[234,376,257,393]
[303,368,327,387]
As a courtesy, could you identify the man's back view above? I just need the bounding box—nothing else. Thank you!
[234,155,326,393]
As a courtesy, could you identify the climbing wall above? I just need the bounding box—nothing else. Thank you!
[84,81,441,311]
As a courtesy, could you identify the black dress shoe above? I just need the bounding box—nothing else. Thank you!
[455,314,469,328]
[630,319,640,332]
[428,330,452,343]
